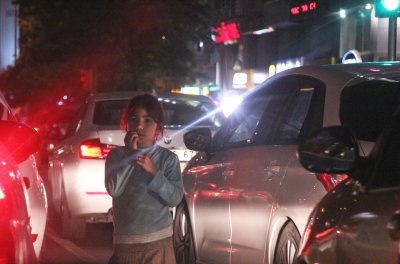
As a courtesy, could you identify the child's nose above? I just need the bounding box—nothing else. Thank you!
[137,120,144,129]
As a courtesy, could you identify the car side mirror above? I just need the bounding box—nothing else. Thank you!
[0,120,40,163]
[298,126,359,173]
[183,127,212,152]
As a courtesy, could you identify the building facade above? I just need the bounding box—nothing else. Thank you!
[0,0,18,71]
[212,0,400,93]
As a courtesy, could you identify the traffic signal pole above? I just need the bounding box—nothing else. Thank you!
[388,17,397,61]
[375,0,400,61]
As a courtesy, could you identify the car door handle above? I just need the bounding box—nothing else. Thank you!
[387,210,400,241]
[263,164,281,180]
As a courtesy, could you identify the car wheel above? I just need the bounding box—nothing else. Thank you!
[60,189,86,240]
[273,221,300,264]
[173,201,196,264]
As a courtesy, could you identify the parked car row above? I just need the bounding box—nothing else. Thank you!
[173,62,400,264]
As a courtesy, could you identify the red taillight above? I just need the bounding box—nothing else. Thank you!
[316,173,348,192]
[31,233,38,242]
[79,138,117,159]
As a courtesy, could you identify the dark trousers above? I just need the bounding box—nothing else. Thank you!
[108,237,176,264]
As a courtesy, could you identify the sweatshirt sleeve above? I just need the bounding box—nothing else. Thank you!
[148,153,183,207]
[105,148,135,197]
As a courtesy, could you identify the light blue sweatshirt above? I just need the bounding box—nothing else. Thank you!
[105,144,183,239]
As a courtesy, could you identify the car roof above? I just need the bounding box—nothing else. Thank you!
[88,91,144,101]
[157,92,214,103]
[277,61,400,81]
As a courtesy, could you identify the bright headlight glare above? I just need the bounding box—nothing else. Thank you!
[221,94,243,117]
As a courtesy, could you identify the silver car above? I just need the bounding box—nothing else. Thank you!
[47,91,224,239]
[295,95,400,262]
[172,62,400,264]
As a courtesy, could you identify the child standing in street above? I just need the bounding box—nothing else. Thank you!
[105,93,183,264]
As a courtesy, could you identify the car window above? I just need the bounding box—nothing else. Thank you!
[340,79,400,142]
[93,100,129,126]
[274,87,321,144]
[91,97,223,128]
[369,110,400,189]
[162,99,223,128]
[227,96,271,144]
[212,77,300,150]
[212,76,325,150]
[268,76,325,145]
[66,101,89,136]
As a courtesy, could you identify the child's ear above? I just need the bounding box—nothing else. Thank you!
[155,132,161,141]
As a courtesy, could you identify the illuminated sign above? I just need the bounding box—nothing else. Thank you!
[211,22,241,44]
[290,0,318,20]
[342,49,362,64]
[269,57,304,77]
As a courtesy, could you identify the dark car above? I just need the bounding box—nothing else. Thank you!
[296,106,400,264]
[0,120,40,263]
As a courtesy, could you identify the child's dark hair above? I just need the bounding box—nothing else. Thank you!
[120,94,165,135]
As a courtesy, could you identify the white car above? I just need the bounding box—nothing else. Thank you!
[47,91,224,239]
[172,62,400,264]
[0,92,48,259]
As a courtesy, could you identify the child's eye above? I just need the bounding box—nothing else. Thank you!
[145,118,154,124]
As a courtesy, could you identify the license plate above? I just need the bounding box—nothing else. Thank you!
[171,149,197,162]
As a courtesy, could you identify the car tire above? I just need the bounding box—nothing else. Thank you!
[60,189,86,240]
[273,221,300,264]
[173,200,196,264]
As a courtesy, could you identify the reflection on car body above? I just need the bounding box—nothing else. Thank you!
[173,62,400,264]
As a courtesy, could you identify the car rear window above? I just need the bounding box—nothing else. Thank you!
[93,97,224,128]
[93,100,129,126]
[340,79,400,141]
[162,99,223,128]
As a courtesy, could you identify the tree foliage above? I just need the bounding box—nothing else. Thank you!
[1,0,220,105]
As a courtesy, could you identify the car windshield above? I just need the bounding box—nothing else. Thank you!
[93,97,224,128]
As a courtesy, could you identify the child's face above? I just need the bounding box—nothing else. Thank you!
[127,107,159,148]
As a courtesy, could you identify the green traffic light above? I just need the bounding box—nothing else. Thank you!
[375,0,400,17]
[383,0,400,11]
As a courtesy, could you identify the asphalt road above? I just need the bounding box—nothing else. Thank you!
[40,220,114,264]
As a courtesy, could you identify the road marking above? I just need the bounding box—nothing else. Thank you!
[45,228,98,263]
